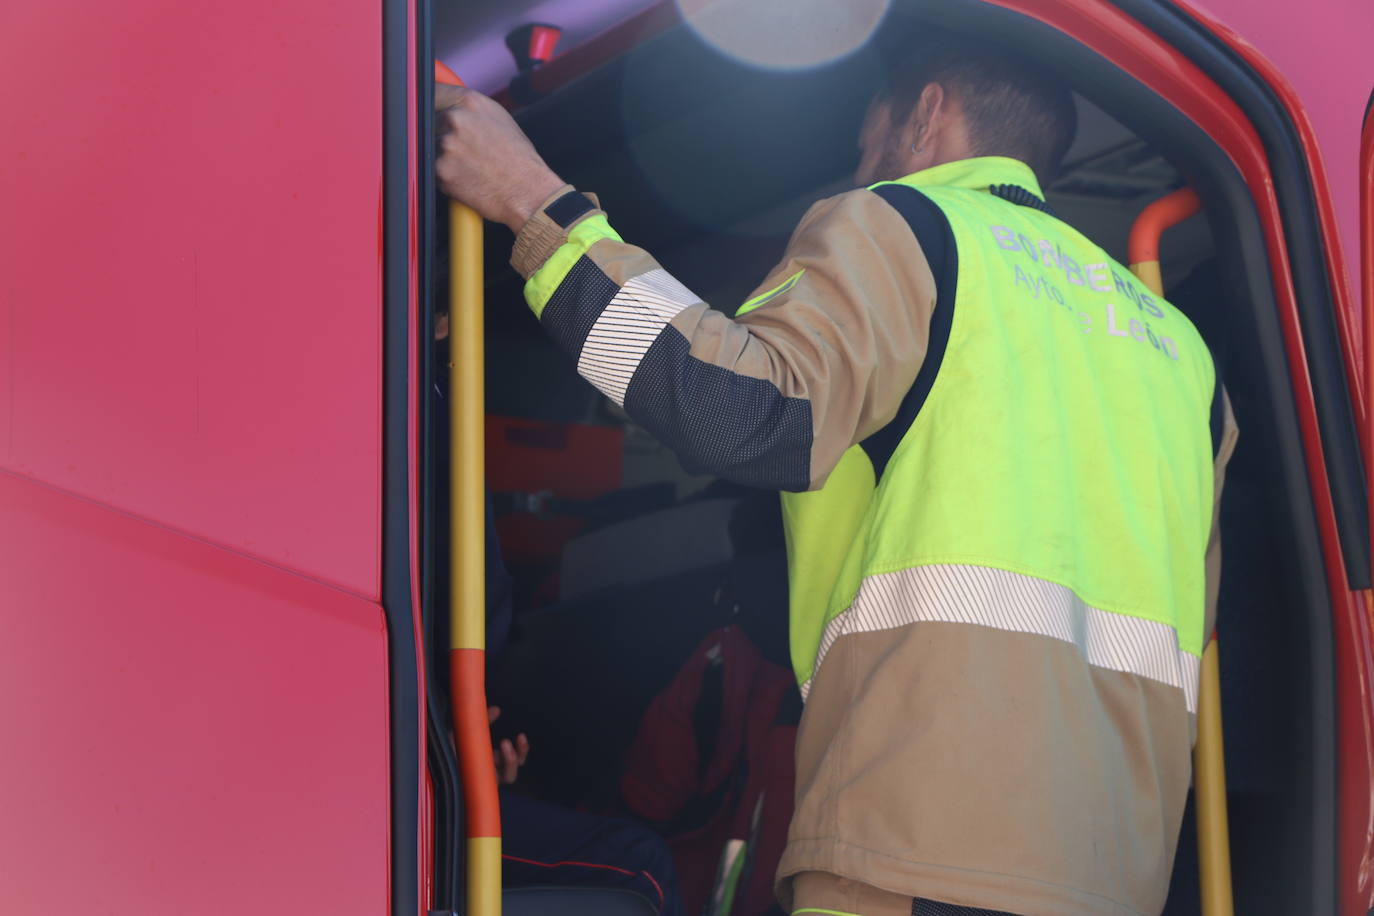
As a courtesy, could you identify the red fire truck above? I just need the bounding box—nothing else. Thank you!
[3,0,1372,913]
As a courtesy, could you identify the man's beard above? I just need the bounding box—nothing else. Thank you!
[869,138,911,184]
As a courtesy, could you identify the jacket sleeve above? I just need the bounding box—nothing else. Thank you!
[510,185,939,491]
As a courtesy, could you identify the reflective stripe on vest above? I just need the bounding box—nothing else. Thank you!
[784,158,1216,711]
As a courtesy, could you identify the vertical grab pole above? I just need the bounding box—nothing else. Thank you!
[1128,187,1234,916]
[1192,637,1233,916]
[437,62,503,916]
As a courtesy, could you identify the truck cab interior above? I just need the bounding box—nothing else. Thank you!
[421,2,1367,914]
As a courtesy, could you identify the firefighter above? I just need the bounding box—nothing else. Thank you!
[434,30,1236,916]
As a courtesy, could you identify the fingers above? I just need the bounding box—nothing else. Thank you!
[490,734,529,785]
[437,107,463,145]
[434,85,472,145]
[498,739,519,784]
[487,705,500,725]
[434,83,470,112]
[438,106,473,153]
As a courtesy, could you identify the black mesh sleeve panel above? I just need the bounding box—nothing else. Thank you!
[540,256,619,363]
[624,328,813,491]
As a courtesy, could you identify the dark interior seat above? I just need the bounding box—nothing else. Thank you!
[501,886,659,916]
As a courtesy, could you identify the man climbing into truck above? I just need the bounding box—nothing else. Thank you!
[433,29,1236,916]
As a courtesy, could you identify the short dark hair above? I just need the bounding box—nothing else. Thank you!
[879,32,1077,187]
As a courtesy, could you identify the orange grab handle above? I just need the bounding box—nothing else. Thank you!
[435,60,464,86]
[1127,187,1201,267]
[451,649,502,836]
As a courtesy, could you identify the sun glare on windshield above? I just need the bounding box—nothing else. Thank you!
[674,0,890,71]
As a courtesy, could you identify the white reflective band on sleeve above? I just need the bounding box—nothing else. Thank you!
[577,268,701,405]
[801,563,1202,712]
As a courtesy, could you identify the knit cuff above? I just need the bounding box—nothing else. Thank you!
[510,185,604,279]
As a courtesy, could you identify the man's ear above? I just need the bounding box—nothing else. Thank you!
[912,82,946,152]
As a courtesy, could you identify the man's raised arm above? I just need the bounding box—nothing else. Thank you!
[437,86,937,491]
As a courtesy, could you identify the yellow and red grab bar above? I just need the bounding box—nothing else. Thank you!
[436,60,503,916]
[1128,187,1233,916]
